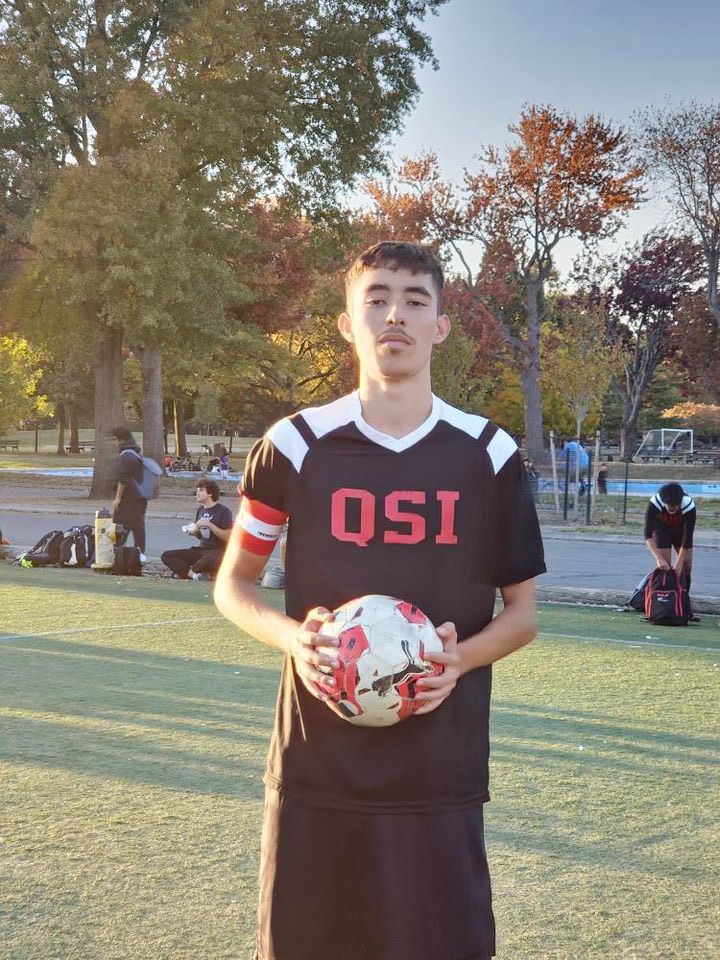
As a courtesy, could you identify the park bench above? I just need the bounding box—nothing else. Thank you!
[65,443,94,454]
[0,439,19,451]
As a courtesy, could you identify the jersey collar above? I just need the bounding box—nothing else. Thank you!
[351,391,441,453]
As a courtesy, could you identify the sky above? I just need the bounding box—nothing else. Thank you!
[385,0,720,278]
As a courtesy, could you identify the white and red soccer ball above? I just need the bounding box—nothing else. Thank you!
[319,594,444,727]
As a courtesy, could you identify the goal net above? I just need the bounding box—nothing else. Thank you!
[634,429,694,460]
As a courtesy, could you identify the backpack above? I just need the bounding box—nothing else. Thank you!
[628,571,652,612]
[112,545,142,576]
[644,569,690,626]
[60,525,95,568]
[121,449,162,500]
[17,529,64,567]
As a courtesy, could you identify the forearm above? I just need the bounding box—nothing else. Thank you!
[114,482,126,503]
[457,596,536,674]
[207,522,231,542]
[214,570,297,656]
[645,538,665,562]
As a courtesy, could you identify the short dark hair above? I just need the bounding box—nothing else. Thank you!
[110,426,134,444]
[197,478,220,501]
[659,482,684,506]
[345,241,444,308]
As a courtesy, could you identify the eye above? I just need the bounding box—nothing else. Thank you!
[407,299,427,307]
[367,298,386,306]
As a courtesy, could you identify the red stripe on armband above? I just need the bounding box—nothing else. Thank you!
[238,498,287,556]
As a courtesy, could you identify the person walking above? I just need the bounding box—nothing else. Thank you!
[110,426,148,563]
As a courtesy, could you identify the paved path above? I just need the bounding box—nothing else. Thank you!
[3,509,719,598]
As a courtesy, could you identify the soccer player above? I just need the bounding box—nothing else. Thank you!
[215,241,546,960]
[644,482,696,591]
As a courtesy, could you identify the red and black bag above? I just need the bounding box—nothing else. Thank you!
[644,569,690,626]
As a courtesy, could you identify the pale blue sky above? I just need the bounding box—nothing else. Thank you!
[386,0,720,277]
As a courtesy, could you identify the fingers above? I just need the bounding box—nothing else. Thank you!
[435,621,458,648]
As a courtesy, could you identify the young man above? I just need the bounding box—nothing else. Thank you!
[215,241,546,960]
[644,482,696,587]
[110,426,148,562]
[161,478,233,580]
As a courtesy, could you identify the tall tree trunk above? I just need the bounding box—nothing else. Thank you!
[141,345,164,466]
[620,394,638,462]
[521,279,544,461]
[707,250,720,328]
[173,399,187,456]
[89,325,125,499]
[68,405,80,453]
[55,401,67,456]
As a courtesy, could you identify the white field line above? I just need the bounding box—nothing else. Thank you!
[541,631,720,654]
[2,618,717,655]
[0,615,224,642]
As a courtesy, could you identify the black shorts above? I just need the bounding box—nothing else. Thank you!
[255,787,496,960]
[653,524,691,551]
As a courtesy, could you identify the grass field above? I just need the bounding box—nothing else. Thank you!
[1,567,718,960]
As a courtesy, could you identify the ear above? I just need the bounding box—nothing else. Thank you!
[433,313,451,344]
[337,311,355,344]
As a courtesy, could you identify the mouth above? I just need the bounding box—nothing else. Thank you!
[378,332,413,346]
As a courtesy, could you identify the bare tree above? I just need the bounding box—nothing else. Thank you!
[640,101,720,328]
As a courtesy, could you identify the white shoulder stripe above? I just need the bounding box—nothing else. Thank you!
[437,399,488,439]
[651,494,663,510]
[266,418,308,474]
[682,496,695,513]
[487,427,517,475]
[300,393,358,439]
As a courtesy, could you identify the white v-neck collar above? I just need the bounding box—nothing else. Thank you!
[351,391,441,452]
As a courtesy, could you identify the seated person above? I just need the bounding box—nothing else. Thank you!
[161,479,233,580]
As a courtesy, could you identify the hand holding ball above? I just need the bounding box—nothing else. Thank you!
[317,595,447,726]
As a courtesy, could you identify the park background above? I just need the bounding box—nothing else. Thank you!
[1,3,719,960]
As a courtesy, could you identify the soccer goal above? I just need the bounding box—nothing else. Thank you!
[634,428,694,460]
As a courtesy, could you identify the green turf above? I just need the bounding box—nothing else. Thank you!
[1,568,719,960]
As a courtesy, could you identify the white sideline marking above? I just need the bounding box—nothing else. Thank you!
[0,616,224,643]
[541,631,720,654]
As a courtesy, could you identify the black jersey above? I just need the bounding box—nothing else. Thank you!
[241,391,546,813]
[644,493,696,548]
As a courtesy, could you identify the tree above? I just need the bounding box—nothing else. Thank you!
[543,297,619,513]
[640,101,720,328]
[661,401,720,437]
[462,105,643,460]
[0,334,50,433]
[0,0,448,494]
[603,231,701,459]
[364,105,644,459]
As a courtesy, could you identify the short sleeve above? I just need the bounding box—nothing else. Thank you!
[238,435,292,556]
[240,436,292,513]
[216,504,234,530]
[490,450,546,587]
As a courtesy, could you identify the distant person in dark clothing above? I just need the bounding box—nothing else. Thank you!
[597,463,608,495]
[161,479,233,580]
[523,458,540,503]
[110,426,147,562]
[644,483,697,612]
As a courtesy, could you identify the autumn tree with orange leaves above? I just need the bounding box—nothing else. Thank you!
[365,107,644,459]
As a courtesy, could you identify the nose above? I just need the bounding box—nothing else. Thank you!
[387,303,405,325]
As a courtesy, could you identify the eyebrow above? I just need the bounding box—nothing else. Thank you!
[364,283,432,299]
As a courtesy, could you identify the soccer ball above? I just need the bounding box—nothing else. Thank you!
[320,594,444,727]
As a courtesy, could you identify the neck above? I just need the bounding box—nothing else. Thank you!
[357,371,434,439]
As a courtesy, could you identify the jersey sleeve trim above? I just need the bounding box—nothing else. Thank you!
[238,497,288,556]
[486,426,517,475]
[266,418,309,474]
[681,496,695,514]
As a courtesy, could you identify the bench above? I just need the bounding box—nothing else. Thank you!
[65,443,94,454]
[0,439,19,451]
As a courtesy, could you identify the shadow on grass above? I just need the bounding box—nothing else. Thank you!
[493,700,719,755]
[1,634,280,798]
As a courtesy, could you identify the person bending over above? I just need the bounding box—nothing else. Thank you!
[161,479,233,580]
[644,482,696,593]
[214,241,546,960]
